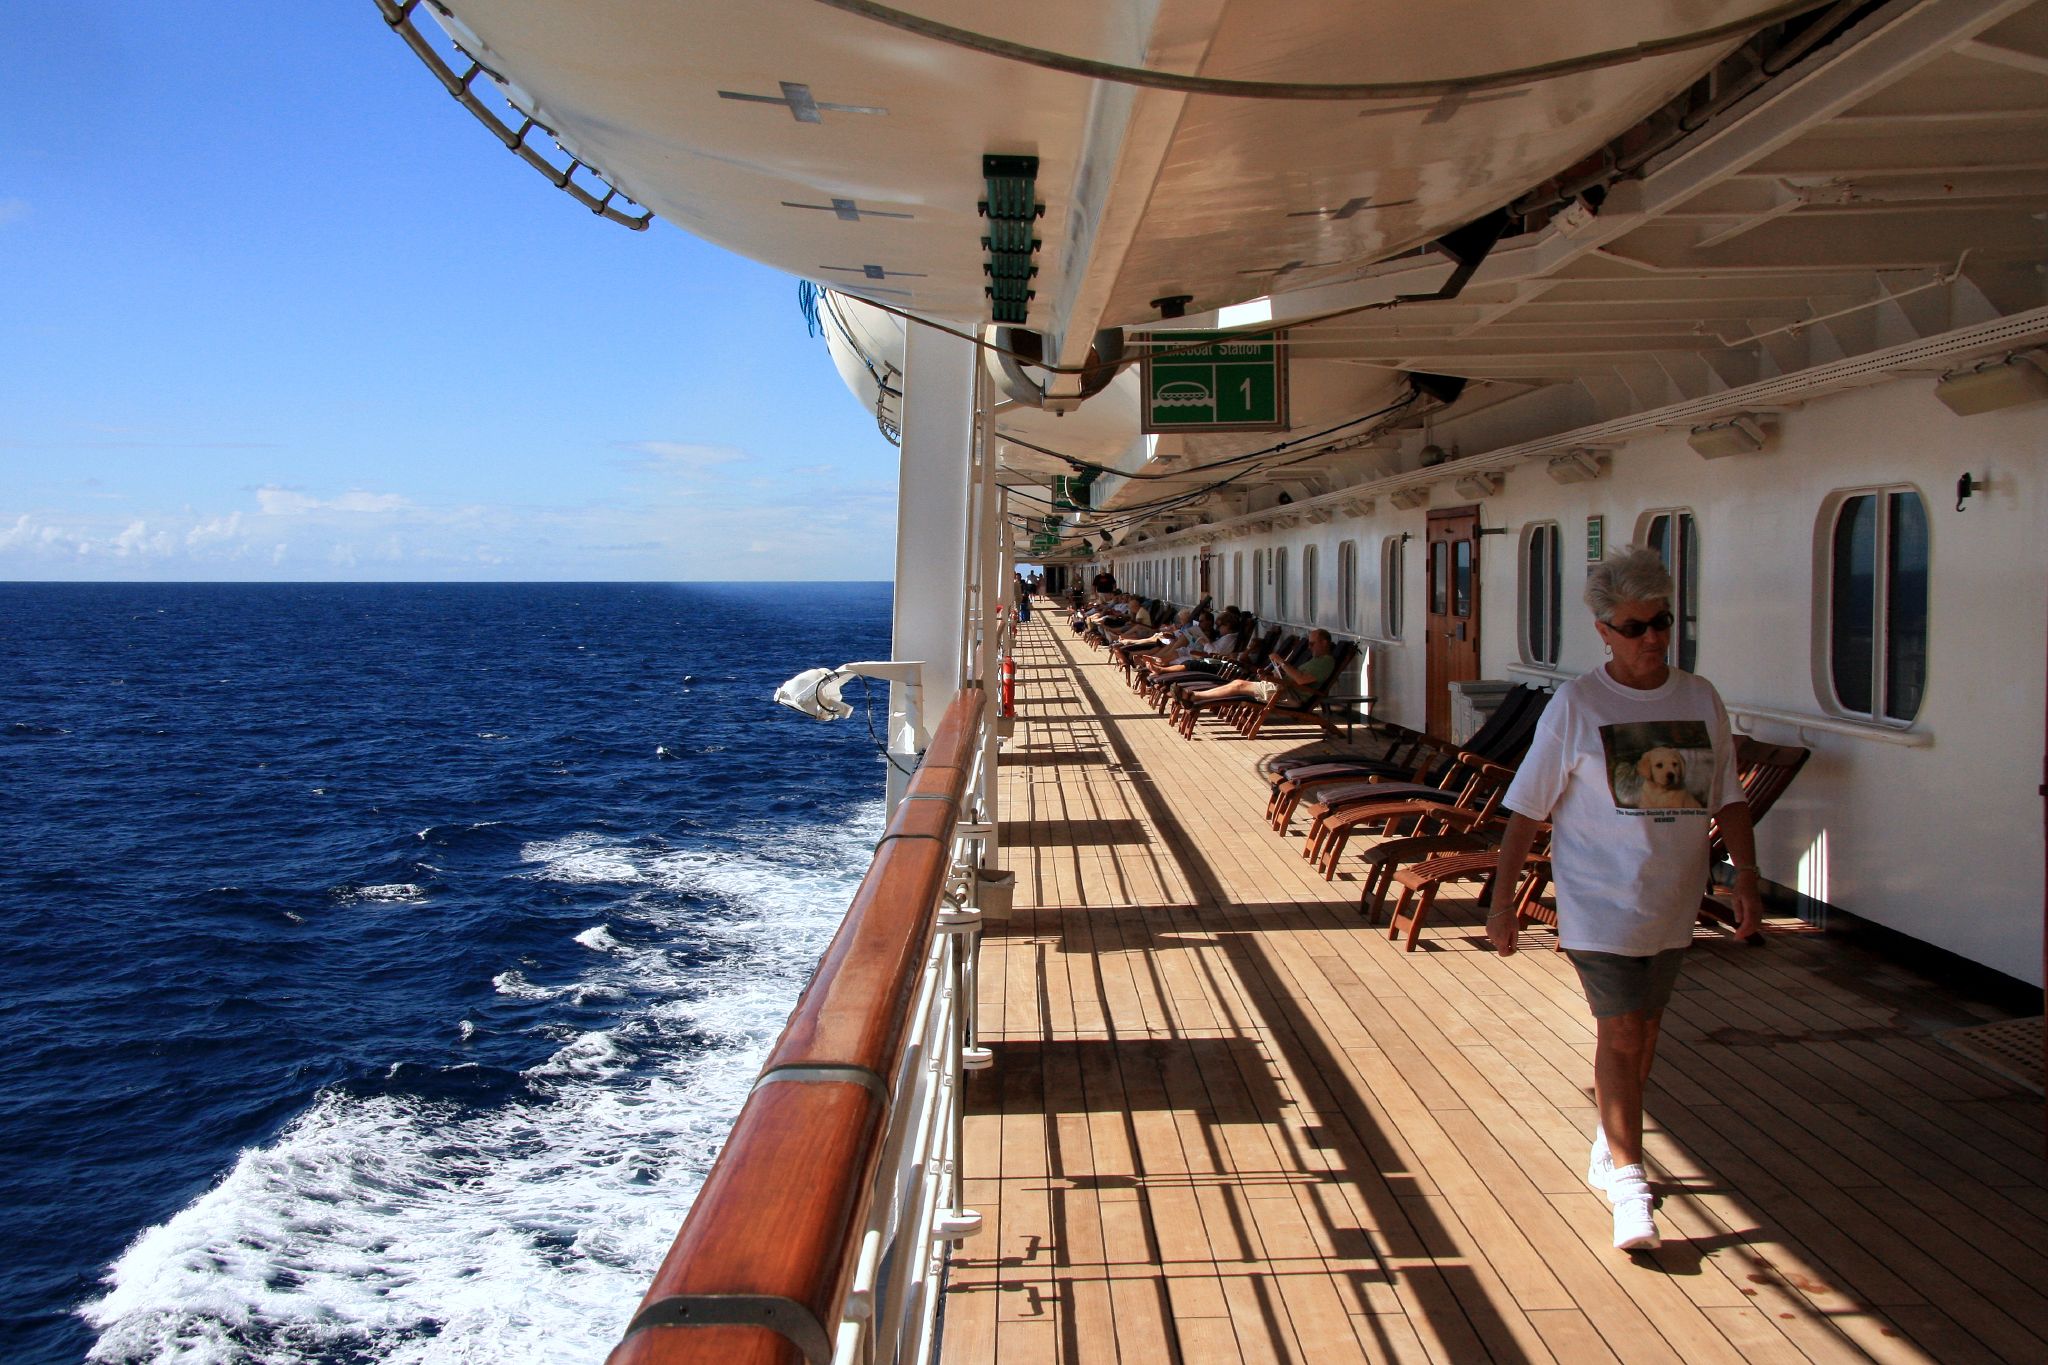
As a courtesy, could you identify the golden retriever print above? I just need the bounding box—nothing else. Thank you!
[1601,722,1714,812]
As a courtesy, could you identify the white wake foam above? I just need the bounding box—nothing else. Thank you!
[84,801,886,1363]
[517,834,642,884]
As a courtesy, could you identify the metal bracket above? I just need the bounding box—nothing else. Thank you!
[754,1063,889,1107]
[932,1208,985,1241]
[624,1293,833,1364]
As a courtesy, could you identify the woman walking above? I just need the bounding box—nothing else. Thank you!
[1489,546,1762,1252]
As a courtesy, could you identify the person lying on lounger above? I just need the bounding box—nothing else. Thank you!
[1184,627,1336,706]
[1141,609,1242,678]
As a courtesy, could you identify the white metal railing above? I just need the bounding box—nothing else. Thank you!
[1728,701,1932,747]
[832,755,995,1365]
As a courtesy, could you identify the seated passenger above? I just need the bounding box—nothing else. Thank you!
[1126,609,1212,671]
[1144,609,1243,679]
[1186,627,1337,707]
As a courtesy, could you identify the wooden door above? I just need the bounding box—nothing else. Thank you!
[1425,506,1482,738]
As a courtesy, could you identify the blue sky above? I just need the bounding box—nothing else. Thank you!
[0,5,897,580]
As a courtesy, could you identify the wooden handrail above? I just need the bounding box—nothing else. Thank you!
[609,688,987,1365]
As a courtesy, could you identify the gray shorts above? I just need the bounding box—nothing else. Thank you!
[1565,947,1688,1019]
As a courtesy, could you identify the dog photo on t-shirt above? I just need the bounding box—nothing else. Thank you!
[1600,721,1715,812]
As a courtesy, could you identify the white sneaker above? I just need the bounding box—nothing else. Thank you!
[1587,1125,1612,1192]
[1609,1166,1661,1251]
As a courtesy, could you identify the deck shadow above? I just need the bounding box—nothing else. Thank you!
[1003,751,1113,768]
[1006,818,1154,846]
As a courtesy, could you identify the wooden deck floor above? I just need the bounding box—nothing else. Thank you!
[938,612,2048,1364]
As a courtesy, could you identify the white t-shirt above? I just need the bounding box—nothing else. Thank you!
[1501,667,1744,955]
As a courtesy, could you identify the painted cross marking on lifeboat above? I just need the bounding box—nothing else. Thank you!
[1288,196,1416,220]
[717,81,887,123]
[821,264,927,281]
[781,198,914,222]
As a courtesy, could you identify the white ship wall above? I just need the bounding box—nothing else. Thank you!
[1101,375,2047,985]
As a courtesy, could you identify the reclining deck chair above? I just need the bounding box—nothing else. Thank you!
[1233,639,1359,739]
[1387,735,1810,951]
[1265,684,1546,832]
[1139,613,1257,708]
[1179,634,1310,739]
[1168,629,1289,735]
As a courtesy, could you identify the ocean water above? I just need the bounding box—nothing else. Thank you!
[0,582,894,1364]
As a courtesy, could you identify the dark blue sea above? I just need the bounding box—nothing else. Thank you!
[0,582,894,1364]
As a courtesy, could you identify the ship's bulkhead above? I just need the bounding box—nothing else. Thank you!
[1090,369,2046,987]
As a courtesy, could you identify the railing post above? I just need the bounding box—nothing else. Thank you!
[934,904,985,1240]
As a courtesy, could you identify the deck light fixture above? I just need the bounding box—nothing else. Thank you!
[1389,487,1430,511]
[1453,471,1503,500]
[1934,349,2048,415]
[1546,449,1609,484]
[1686,413,1770,458]
[774,660,927,752]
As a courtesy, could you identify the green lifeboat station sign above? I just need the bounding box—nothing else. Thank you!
[1141,330,1288,433]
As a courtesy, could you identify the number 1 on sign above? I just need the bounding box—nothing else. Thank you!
[1240,378,1252,409]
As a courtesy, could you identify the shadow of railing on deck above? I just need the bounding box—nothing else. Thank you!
[988,632,2048,1362]
[983,655,1540,1362]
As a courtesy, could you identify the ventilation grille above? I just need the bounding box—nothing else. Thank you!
[1939,1016,2044,1095]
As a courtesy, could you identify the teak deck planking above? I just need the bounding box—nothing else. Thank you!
[937,612,2048,1364]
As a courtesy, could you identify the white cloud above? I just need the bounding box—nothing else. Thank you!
[112,520,178,558]
[611,441,747,470]
[255,486,410,515]
[186,512,243,549]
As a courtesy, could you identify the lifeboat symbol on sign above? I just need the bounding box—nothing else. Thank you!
[1154,380,1212,409]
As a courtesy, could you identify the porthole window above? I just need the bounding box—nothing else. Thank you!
[1251,549,1265,614]
[1643,509,1700,672]
[1522,522,1562,667]
[1827,487,1929,723]
[1337,540,1358,631]
[1380,535,1404,639]
[1302,545,1320,623]
[1232,551,1243,608]
[1274,547,1290,619]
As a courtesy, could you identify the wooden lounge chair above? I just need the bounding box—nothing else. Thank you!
[1697,736,1811,939]
[1303,750,1501,870]
[1384,735,1810,951]
[1384,831,1551,951]
[1161,622,1276,719]
[1334,755,1518,891]
[1139,613,1258,708]
[1173,633,1301,738]
[1270,732,1460,836]
[1264,685,1546,832]
[1233,640,1359,739]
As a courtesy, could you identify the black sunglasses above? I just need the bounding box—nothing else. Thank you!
[1603,610,1674,639]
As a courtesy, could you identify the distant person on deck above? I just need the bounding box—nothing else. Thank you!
[1014,572,1031,623]
[1486,546,1761,1254]
[1184,627,1335,707]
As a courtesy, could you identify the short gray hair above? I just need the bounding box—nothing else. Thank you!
[1584,546,1674,620]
